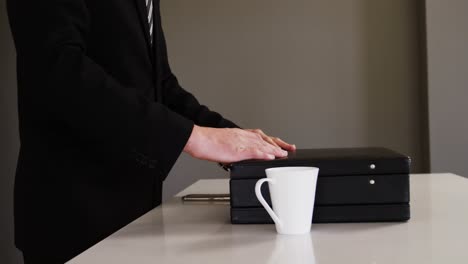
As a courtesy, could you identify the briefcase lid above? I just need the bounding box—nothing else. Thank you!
[229,147,411,179]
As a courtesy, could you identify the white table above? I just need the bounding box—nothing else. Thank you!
[69,173,468,264]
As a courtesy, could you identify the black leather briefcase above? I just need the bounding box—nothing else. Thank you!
[229,147,411,224]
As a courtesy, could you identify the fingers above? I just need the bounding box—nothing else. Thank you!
[272,137,296,151]
[251,149,275,160]
[248,129,280,148]
[231,144,273,161]
[249,133,287,159]
[259,132,280,148]
[247,129,296,152]
[260,141,287,158]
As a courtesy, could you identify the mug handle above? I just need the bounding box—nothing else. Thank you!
[255,178,282,228]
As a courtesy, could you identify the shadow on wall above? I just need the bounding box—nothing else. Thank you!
[0,0,23,263]
[361,0,426,172]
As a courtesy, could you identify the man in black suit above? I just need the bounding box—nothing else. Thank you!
[7,0,295,263]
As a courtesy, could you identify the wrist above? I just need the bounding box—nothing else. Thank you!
[184,125,202,156]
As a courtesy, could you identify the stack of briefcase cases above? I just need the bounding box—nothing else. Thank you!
[229,147,411,224]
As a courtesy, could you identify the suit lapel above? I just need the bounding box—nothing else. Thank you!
[134,0,152,54]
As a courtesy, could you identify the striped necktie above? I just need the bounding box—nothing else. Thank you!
[146,0,154,45]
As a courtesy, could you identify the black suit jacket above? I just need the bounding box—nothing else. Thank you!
[7,0,237,260]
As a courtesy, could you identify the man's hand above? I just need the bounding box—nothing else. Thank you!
[183,126,294,163]
[245,129,296,152]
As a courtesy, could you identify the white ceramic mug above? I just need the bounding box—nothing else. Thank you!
[255,167,319,235]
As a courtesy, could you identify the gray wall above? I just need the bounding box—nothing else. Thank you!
[1,0,425,263]
[426,0,468,176]
[0,0,22,263]
[162,0,425,199]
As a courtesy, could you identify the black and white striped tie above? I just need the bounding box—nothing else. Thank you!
[146,0,154,45]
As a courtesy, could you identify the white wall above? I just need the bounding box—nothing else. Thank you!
[162,0,425,199]
[426,0,468,176]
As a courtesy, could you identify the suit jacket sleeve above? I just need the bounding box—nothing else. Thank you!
[157,26,240,129]
[7,0,193,177]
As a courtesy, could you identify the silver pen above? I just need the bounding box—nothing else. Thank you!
[182,194,230,203]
